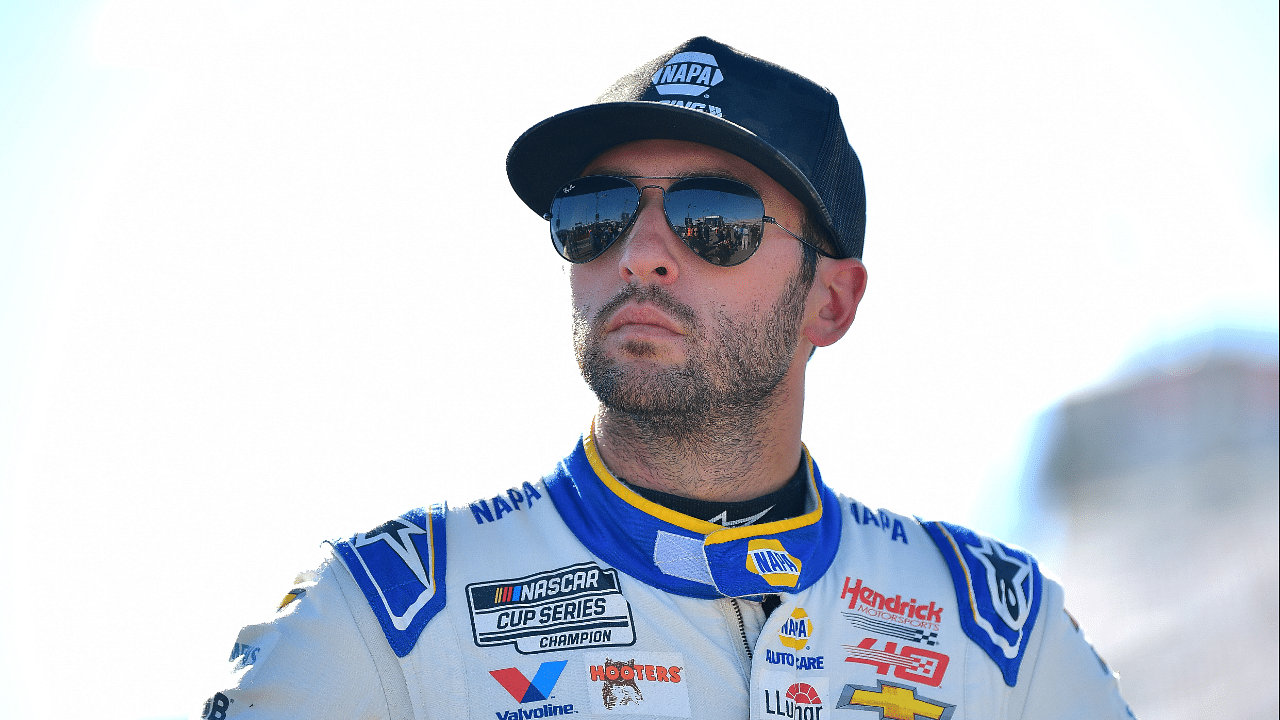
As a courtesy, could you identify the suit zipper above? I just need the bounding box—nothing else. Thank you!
[729,597,753,661]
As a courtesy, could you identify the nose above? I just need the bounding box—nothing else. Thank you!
[616,187,681,285]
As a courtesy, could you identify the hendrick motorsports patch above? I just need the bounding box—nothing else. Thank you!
[467,562,636,654]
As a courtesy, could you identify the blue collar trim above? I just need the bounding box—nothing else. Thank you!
[544,435,842,599]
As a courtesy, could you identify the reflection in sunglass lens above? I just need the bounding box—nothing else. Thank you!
[663,178,765,266]
[549,176,640,263]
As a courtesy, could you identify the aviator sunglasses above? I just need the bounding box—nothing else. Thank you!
[546,175,832,267]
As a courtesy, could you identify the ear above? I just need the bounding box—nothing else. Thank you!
[802,258,867,348]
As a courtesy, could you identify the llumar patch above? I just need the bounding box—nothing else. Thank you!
[467,562,636,654]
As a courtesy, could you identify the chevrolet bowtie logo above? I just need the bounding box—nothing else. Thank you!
[835,680,954,720]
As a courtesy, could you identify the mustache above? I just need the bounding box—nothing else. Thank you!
[594,284,701,334]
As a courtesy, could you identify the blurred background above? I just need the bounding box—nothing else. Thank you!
[0,1,1275,718]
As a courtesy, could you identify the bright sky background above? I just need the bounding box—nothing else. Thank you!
[1,1,1275,718]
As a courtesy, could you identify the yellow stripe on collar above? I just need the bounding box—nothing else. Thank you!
[583,429,722,534]
[583,424,825,542]
[703,450,824,545]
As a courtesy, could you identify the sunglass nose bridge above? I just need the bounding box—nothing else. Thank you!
[631,183,669,210]
[629,184,673,226]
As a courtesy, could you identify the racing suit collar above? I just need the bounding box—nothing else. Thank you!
[543,428,843,599]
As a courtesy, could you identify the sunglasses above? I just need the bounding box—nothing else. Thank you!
[545,175,831,267]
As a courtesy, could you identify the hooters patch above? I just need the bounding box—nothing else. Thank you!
[583,652,690,716]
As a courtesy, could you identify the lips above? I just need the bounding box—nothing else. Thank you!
[605,304,685,336]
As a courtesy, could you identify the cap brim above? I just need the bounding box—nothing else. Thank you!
[507,102,835,240]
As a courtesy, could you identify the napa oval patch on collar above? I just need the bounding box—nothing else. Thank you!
[333,505,448,657]
[922,520,1043,686]
[744,539,802,588]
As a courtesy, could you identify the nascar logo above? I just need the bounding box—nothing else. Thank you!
[746,539,802,588]
[467,562,637,654]
[651,51,724,96]
[492,584,525,604]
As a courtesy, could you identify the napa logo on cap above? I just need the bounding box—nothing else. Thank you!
[778,607,814,650]
[651,51,724,97]
[745,539,802,587]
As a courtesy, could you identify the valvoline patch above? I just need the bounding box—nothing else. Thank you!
[491,661,568,703]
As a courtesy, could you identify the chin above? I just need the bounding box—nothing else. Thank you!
[619,338,661,359]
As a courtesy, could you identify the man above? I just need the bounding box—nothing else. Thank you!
[197,37,1133,719]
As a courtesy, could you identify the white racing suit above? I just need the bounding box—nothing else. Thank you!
[196,433,1134,719]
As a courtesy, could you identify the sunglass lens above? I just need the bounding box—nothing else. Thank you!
[548,176,639,263]
[664,178,765,266]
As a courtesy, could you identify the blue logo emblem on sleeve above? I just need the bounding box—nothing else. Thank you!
[922,520,1042,686]
[334,505,448,657]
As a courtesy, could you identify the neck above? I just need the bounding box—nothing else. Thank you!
[592,379,805,503]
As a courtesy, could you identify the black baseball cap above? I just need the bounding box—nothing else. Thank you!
[507,36,866,259]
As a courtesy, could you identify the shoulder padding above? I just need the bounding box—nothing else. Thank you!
[920,519,1044,687]
[332,505,447,658]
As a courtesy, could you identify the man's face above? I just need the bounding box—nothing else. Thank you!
[569,139,817,425]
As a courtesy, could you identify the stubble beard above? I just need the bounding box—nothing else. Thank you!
[573,265,812,450]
